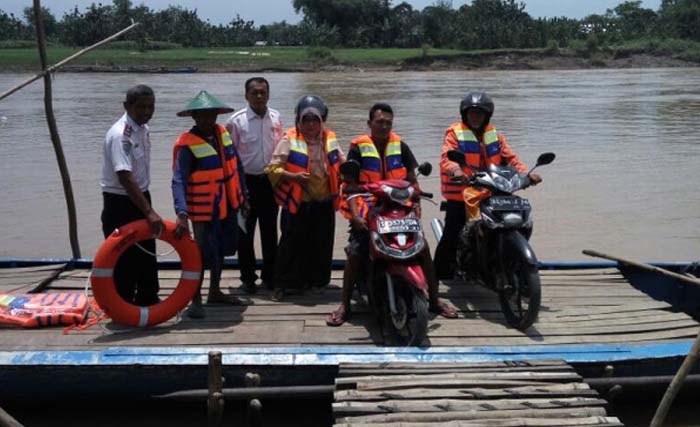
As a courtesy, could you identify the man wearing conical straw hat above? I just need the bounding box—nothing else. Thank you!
[172,90,249,318]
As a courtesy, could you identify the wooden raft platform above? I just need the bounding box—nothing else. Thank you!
[332,360,623,426]
[0,266,698,349]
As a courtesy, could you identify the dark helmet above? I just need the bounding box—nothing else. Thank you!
[295,95,328,123]
[460,91,495,125]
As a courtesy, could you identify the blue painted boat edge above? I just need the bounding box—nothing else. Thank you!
[1,257,697,270]
[0,341,693,366]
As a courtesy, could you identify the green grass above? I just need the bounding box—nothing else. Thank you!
[609,37,700,62]
[0,46,471,71]
[2,41,698,72]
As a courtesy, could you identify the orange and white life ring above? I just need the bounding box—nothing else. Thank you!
[90,219,201,327]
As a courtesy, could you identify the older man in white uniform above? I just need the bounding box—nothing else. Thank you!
[101,84,163,306]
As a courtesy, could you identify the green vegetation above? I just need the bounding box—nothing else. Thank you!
[1,0,699,71]
[2,39,700,73]
[0,46,475,72]
[3,0,700,49]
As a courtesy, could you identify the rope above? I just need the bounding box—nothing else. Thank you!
[134,242,176,258]
[63,270,183,334]
[63,271,108,334]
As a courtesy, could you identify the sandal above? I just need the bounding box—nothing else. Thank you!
[430,299,459,319]
[326,305,349,327]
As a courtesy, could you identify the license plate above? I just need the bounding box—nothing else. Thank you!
[377,218,421,234]
[489,197,530,211]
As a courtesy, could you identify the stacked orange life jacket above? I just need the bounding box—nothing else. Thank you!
[173,125,245,221]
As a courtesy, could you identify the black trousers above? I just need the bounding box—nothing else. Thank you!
[434,200,467,280]
[274,200,335,290]
[101,191,159,306]
[238,174,279,284]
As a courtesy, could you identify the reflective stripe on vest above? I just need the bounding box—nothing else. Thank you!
[273,128,341,214]
[173,125,245,221]
[441,123,502,201]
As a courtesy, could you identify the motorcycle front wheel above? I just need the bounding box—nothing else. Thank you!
[388,283,429,347]
[498,252,541,330]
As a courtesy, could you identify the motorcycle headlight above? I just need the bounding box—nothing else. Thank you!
[493,175,512,192]
[370,231,424,260]
[511,174,524,190]
[384,185,413,205]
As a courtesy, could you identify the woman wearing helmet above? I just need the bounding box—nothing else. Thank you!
[265,95,346,301]
[434,91,542,280]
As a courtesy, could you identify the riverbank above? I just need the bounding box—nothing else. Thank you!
[1,41,699,73]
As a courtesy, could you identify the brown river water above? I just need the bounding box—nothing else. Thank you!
[0,69,699,261]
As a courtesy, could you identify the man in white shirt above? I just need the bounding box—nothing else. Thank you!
[101,84,163,306]
[226,77,282,293]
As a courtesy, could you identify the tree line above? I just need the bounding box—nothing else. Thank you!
[1,0,699,49]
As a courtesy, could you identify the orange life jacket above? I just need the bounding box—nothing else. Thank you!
[340,133,408,220]
[173,125,245,222]
[0,292,90,328]
[441,123,502,201]
[353,133,407,183]
[273,127,342,214]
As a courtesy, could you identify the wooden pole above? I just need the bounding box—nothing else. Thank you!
[650,329,700,427]
[0,21,140,102]
[245,372,263,427]
[0,406,25,427]
[32,0,81,259]
[207,351,224,427]
[582,249,700,288]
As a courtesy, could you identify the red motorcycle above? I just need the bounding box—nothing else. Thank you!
[341,160,434,346]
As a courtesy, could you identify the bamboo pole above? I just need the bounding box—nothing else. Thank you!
[0,406,25,427]
[0,21,140,102]
[650,329,700,427]
[582,249,700,287]
[32,0,80,259]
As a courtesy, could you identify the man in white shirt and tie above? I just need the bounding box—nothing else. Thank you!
[226,77,283,293]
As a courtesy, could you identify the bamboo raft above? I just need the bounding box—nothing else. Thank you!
[333,360,623,426]
[0,265,697,349]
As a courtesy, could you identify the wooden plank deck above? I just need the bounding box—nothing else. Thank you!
[0,267,697,350]
[0,264,66,294]
[332,361,624,426]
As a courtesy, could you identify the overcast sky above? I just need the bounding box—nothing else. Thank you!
[3,0,662,25]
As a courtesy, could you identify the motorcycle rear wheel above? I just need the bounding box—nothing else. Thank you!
[498,255,541,330]
[388,284,429,347]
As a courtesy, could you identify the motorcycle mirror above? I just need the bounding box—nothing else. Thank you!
[536,152,555,167]
[528,152,555,175]
[417,162,432,177]
[447,150,467,167]
[340,159,361,182]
